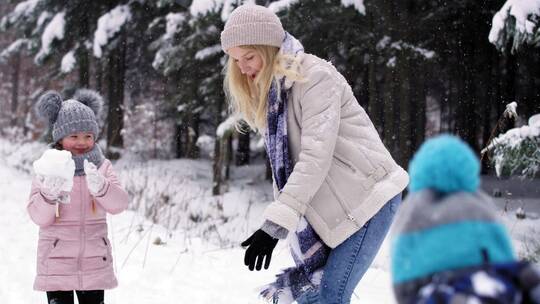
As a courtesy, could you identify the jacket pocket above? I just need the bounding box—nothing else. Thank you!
[36,238,58,275]
[46,239,78,275]
[333,139,374,177]
[325,176,362,228]
[40,238,59,256]
[81,238,111,271]
[333,154,357,174]
[309,182,349,230]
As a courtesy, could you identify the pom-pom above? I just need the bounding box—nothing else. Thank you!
[36,90,63,125]
[73,89,103,116]
[408,134,480,193]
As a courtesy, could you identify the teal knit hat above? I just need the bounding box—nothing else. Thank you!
[391,135,516,302]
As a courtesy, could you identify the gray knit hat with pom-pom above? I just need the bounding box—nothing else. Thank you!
[36,89,103,142]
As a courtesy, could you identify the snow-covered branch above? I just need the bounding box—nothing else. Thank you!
[489,0,540,53]
[35,11,65,64]
[93,5,132,58]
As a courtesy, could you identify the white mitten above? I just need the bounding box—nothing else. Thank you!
[84,160,106,196]
[38,175,71,204]
[33,149,74,204]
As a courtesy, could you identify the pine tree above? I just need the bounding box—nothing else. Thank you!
[276,0,434,165]
[488,113,540,179]
[1,0,133,156]
[489,0,540,54]
[152,2,228,159]
[0,0,105,86]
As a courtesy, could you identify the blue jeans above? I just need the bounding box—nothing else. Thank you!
[297,193,402,304]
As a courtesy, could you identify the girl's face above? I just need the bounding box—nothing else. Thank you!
[228,47,263,80]
[60,132,95,156]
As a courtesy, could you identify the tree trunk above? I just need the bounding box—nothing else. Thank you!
[212,138,222,195]
[411,62,426,153]
[366,7,382,133]
[502,53,516,115]
[95,59,103,93]
[212,132,232,195]
[77,6,90,88]
[398,54,412,167]
[455,69,478,150]
[10,52,20,126]
[187,113,200,159]
[175,113,201,159]
[105,34,127,159]
[382,69,395,149]
[78,48,90,88]
[367,51,382,133]
[236,122,251,166]
[174,123,182,158]
[225,134,233,179]
[212,94,225,194]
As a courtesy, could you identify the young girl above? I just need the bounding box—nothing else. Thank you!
[28,89,129,304]
[220,4,409,304]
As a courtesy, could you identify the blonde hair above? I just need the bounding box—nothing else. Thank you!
[224,45,304,132]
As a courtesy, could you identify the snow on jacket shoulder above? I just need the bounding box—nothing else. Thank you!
[27,158,128,291]
[263,53,409,248]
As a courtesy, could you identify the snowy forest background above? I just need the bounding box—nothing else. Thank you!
[0,0,539,178]
[0,0,539,302]
[1,0,540,241]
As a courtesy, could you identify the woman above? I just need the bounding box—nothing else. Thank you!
[220,4,409,303]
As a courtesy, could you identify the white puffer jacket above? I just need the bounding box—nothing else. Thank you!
[263,53,409,248]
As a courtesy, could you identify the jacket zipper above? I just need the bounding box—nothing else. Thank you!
[325,176,360,228]
[78,178,85,289]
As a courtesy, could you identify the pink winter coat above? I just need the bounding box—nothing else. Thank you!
[27,159,129,291]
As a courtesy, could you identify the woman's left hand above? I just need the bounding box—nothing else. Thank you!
[241,229,278,271]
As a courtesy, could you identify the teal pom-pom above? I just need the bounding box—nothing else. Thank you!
[408,134,480,193]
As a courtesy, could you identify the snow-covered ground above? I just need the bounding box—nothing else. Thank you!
[1,138,538,303]
[0,139,396,304]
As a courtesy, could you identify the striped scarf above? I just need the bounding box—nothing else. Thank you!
[261,32,331,304]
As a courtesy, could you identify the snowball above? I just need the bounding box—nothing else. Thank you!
[33,149,75,190]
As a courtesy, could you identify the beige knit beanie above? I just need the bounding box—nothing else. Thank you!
[220,4,285,52]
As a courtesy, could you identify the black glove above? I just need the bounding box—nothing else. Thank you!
[241,229,278,271]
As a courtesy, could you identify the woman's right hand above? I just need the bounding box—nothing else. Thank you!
[241,229,278,271]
